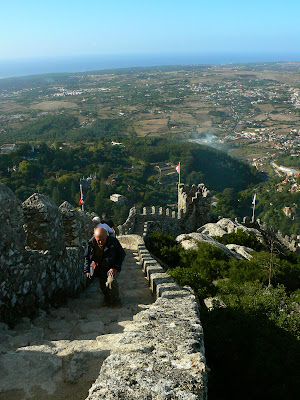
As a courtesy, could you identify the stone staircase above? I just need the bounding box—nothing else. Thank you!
[0,246,154,400]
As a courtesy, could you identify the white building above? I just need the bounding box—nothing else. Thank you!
[0,144,17,154]
[110,194,127,204]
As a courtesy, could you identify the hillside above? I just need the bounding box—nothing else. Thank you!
[0,139,262,225]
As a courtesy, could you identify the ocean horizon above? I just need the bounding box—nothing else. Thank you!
[0,52,299,79]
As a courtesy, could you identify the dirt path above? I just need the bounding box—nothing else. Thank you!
[0,246,154,400]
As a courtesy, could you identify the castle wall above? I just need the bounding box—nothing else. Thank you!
[0,183,93,324]
[86,234,208,400]
[118,183,212,237]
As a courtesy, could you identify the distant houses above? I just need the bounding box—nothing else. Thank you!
[110,193,127,204]
[0,144,17,154]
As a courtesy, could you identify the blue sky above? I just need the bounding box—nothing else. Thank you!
[0,0,299,60]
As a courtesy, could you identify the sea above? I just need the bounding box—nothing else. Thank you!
[0,53,300,79]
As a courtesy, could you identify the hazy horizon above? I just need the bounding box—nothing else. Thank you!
[1,52,300,79]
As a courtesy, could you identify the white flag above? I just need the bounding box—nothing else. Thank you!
[252,194,256,205]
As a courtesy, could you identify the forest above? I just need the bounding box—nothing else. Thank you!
[214,176,300,236]
[0,138,262,225]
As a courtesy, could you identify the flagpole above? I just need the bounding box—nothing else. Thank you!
[80,184,84,211]
[177,162,181,214]
[251,193,256,223]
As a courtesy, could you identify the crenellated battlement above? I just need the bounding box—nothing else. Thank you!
[225,215,299,252]
[118,183,212,236]
[0,183,94,324]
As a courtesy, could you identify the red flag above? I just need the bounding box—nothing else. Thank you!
[78,195,84,205]
[175,163,180,174]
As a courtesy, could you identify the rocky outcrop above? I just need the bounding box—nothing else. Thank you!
[204,297,227,312]
[226,244,254,260]
[176,232,246,259]
[198,218,264,244]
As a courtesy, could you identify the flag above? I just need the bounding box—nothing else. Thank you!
[78,183,84,206]
[252,193,256,206]
[175,163,180,174]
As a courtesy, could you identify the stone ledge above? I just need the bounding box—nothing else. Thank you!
[142,259,159,273]
[146,265,165,280]
[87,282,207,400]
[150,273,174,292]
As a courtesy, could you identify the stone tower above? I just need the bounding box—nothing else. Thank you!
[177,183,211,232]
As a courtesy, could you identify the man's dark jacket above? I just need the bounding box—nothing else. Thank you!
[84,236,126,274]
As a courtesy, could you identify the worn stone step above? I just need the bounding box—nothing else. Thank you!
[0,247,155,400]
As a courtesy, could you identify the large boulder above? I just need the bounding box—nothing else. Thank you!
[198,218,264,243]
[204,297,227,312]
[176,232,245,259]
[226,244,254,260]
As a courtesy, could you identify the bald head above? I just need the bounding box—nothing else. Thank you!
[94,227,107,246]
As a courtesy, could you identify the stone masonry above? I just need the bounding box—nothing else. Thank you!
[118,183,212,237]
[0,183,94,325]
[0,182,207,399]
[86,236,207,400]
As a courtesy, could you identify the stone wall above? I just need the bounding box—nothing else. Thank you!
[232,216,300,252]
[0,183,94,324]
[86,235,207,400]
[118,184,212,237]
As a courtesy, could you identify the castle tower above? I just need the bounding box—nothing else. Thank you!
[178,183,212,232]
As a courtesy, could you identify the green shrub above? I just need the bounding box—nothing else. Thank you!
[167,264,217,300]
[146,231,181,266]
[202,281,300,400]
[214,229,264,251]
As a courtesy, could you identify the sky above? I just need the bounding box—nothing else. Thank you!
[0,0,299,60]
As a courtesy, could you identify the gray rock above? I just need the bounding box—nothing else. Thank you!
[176,232,241,259]
[79,321,105,334]
[204,297,227,312]
[226,244,254,260]
[0,183,26,253]
[198,218,264,244]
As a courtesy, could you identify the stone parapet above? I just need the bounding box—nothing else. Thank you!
[118,184,212,236]
[0,183,93,324]
[23,193,65,253]
[228,215,299,252]
[86,235,207,400]
[0,183,26,253]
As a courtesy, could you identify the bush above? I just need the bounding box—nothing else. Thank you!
[167,264,217,300]
[202,282,300,400]
[215,229,264,251]
[146,231,181,267]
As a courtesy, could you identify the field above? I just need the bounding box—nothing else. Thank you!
[0,62,299,169]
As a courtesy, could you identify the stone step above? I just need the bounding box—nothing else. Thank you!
[0,247,154,400]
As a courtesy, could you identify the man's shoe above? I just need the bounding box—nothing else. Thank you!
[111,303,122,309]
[101,300,109,307]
